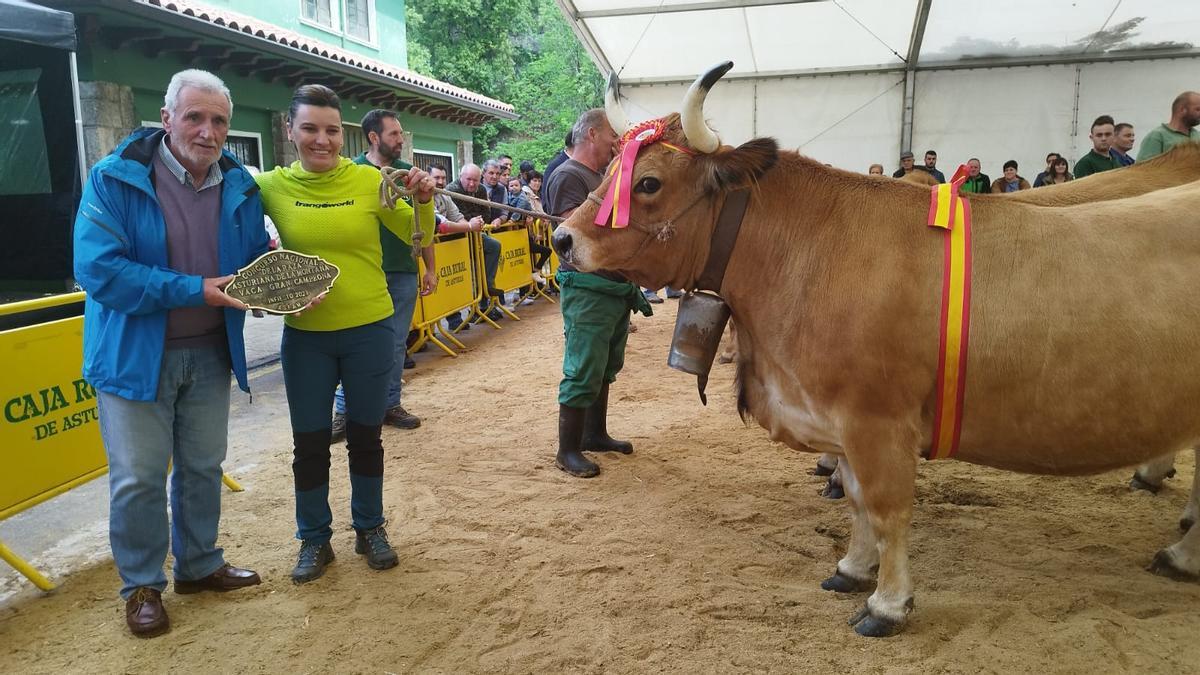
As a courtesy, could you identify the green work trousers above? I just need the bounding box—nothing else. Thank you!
[557,270,652,408]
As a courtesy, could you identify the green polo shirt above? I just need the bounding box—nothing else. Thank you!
[1073,149,1120,179]
[353,152,417,273]
[1136,123,1200,162]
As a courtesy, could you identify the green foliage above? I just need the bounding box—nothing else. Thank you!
[405,0,603,168]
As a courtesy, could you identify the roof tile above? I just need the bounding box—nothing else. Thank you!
[136,0,513,115]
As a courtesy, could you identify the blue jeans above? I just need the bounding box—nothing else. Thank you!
[334,271,417,414]
[96,345,232,599]
[282,319,393,542]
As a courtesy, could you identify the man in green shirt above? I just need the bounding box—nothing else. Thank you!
[1136,91,1200,161]
[1074,115,1121,179]
[332,109,434,440]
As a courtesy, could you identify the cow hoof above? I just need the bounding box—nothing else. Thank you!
[848,604,907,638]
[717,354,733,364]
[1181,517,1195,533]
[1129,474,1163,494]
[821,570,874,593]
[821,481,845,500]
[812,464,835,477]
[1147,550,1199,581]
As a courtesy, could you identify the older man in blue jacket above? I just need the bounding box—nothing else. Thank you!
[73,70,268,638]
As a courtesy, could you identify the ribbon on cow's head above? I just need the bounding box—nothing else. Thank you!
[594,117,693,229]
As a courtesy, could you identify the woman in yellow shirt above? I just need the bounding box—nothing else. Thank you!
[254,84,435,584]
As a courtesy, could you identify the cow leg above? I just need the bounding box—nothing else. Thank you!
[821,462,846,500]
[1131,451,1179,493]
[821,459,876,593]
[1149,499,1200,581]
[813,452,838,476]
[717,321,737,364]
[841,443,917,638]
[1180,449,1199,533]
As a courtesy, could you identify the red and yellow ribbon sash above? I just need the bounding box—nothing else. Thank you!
[926,165,973,460]
[594,118,692,229]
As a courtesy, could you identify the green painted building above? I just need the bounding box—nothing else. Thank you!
[43,0,514,173]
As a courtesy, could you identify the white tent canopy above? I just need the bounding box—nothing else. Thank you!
[557,0,1200,179]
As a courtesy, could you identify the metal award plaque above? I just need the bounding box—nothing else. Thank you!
[224,250,340,315]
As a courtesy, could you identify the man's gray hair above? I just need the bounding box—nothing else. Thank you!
[482,158,500,171]
[571,108,608,146]
[460,163,481,177]
[164,69,232,116]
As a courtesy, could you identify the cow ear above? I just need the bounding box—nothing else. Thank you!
[701,137,779,191]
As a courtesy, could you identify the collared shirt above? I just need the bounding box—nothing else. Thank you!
[1110,148,1135,166]
[1136,123,1200,162]
[158,136,223,191]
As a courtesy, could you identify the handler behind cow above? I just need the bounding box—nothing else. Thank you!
[543,108,653,478]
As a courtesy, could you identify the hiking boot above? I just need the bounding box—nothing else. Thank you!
[403,355,416,369]
[384,405,421,430]
[355,525,399,570]
[291,540,335,584]
[330,413,346,444]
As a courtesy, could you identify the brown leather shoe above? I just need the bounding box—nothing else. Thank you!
[125,587,169,638]
[174,564,262,594]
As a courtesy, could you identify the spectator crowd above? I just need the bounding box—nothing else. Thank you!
[880,91,1200,193]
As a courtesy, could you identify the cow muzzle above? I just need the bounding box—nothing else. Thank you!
[551,227,575,265]
[667,290,732,405]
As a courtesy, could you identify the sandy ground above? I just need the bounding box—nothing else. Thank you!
[2,298,1199,674]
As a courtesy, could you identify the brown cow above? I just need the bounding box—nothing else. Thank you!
[553,62,1200,637]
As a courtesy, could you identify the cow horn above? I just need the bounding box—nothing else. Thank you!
[605,71,632,134]
[681,61,733,154]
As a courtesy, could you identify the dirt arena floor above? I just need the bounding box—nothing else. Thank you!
[2,298,1199,673]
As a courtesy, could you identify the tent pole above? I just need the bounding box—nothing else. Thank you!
[900,71,915,154]
[1069,64,1083,163]
[69,52,87,182]
[900,0,932,156]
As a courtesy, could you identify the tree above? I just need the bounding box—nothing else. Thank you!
[405,0,602,168]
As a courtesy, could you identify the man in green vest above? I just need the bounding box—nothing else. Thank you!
[1137,91,1200,161]
[331,109,435,442]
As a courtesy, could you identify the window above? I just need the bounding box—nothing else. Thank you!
[342,123,368,160]
[0,68,52,195]
[413,150,456,178]
[224,132,262,171]
[301,0,336,30]
[343,0,374,43]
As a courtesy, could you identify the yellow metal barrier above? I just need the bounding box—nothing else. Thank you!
[412,233,478,356]
[0,293,244,591]
[528,219,557,304]
[488,224,537,321]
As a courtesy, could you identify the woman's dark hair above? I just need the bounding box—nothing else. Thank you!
[1052,157,1069,173]
[527,170,543,180]
[1003,159,1018,171]
[288,84,341,121]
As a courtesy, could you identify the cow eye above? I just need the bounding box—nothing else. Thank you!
[636,176,661,194]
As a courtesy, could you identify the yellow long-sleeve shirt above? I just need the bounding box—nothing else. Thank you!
[255,157,436,331]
